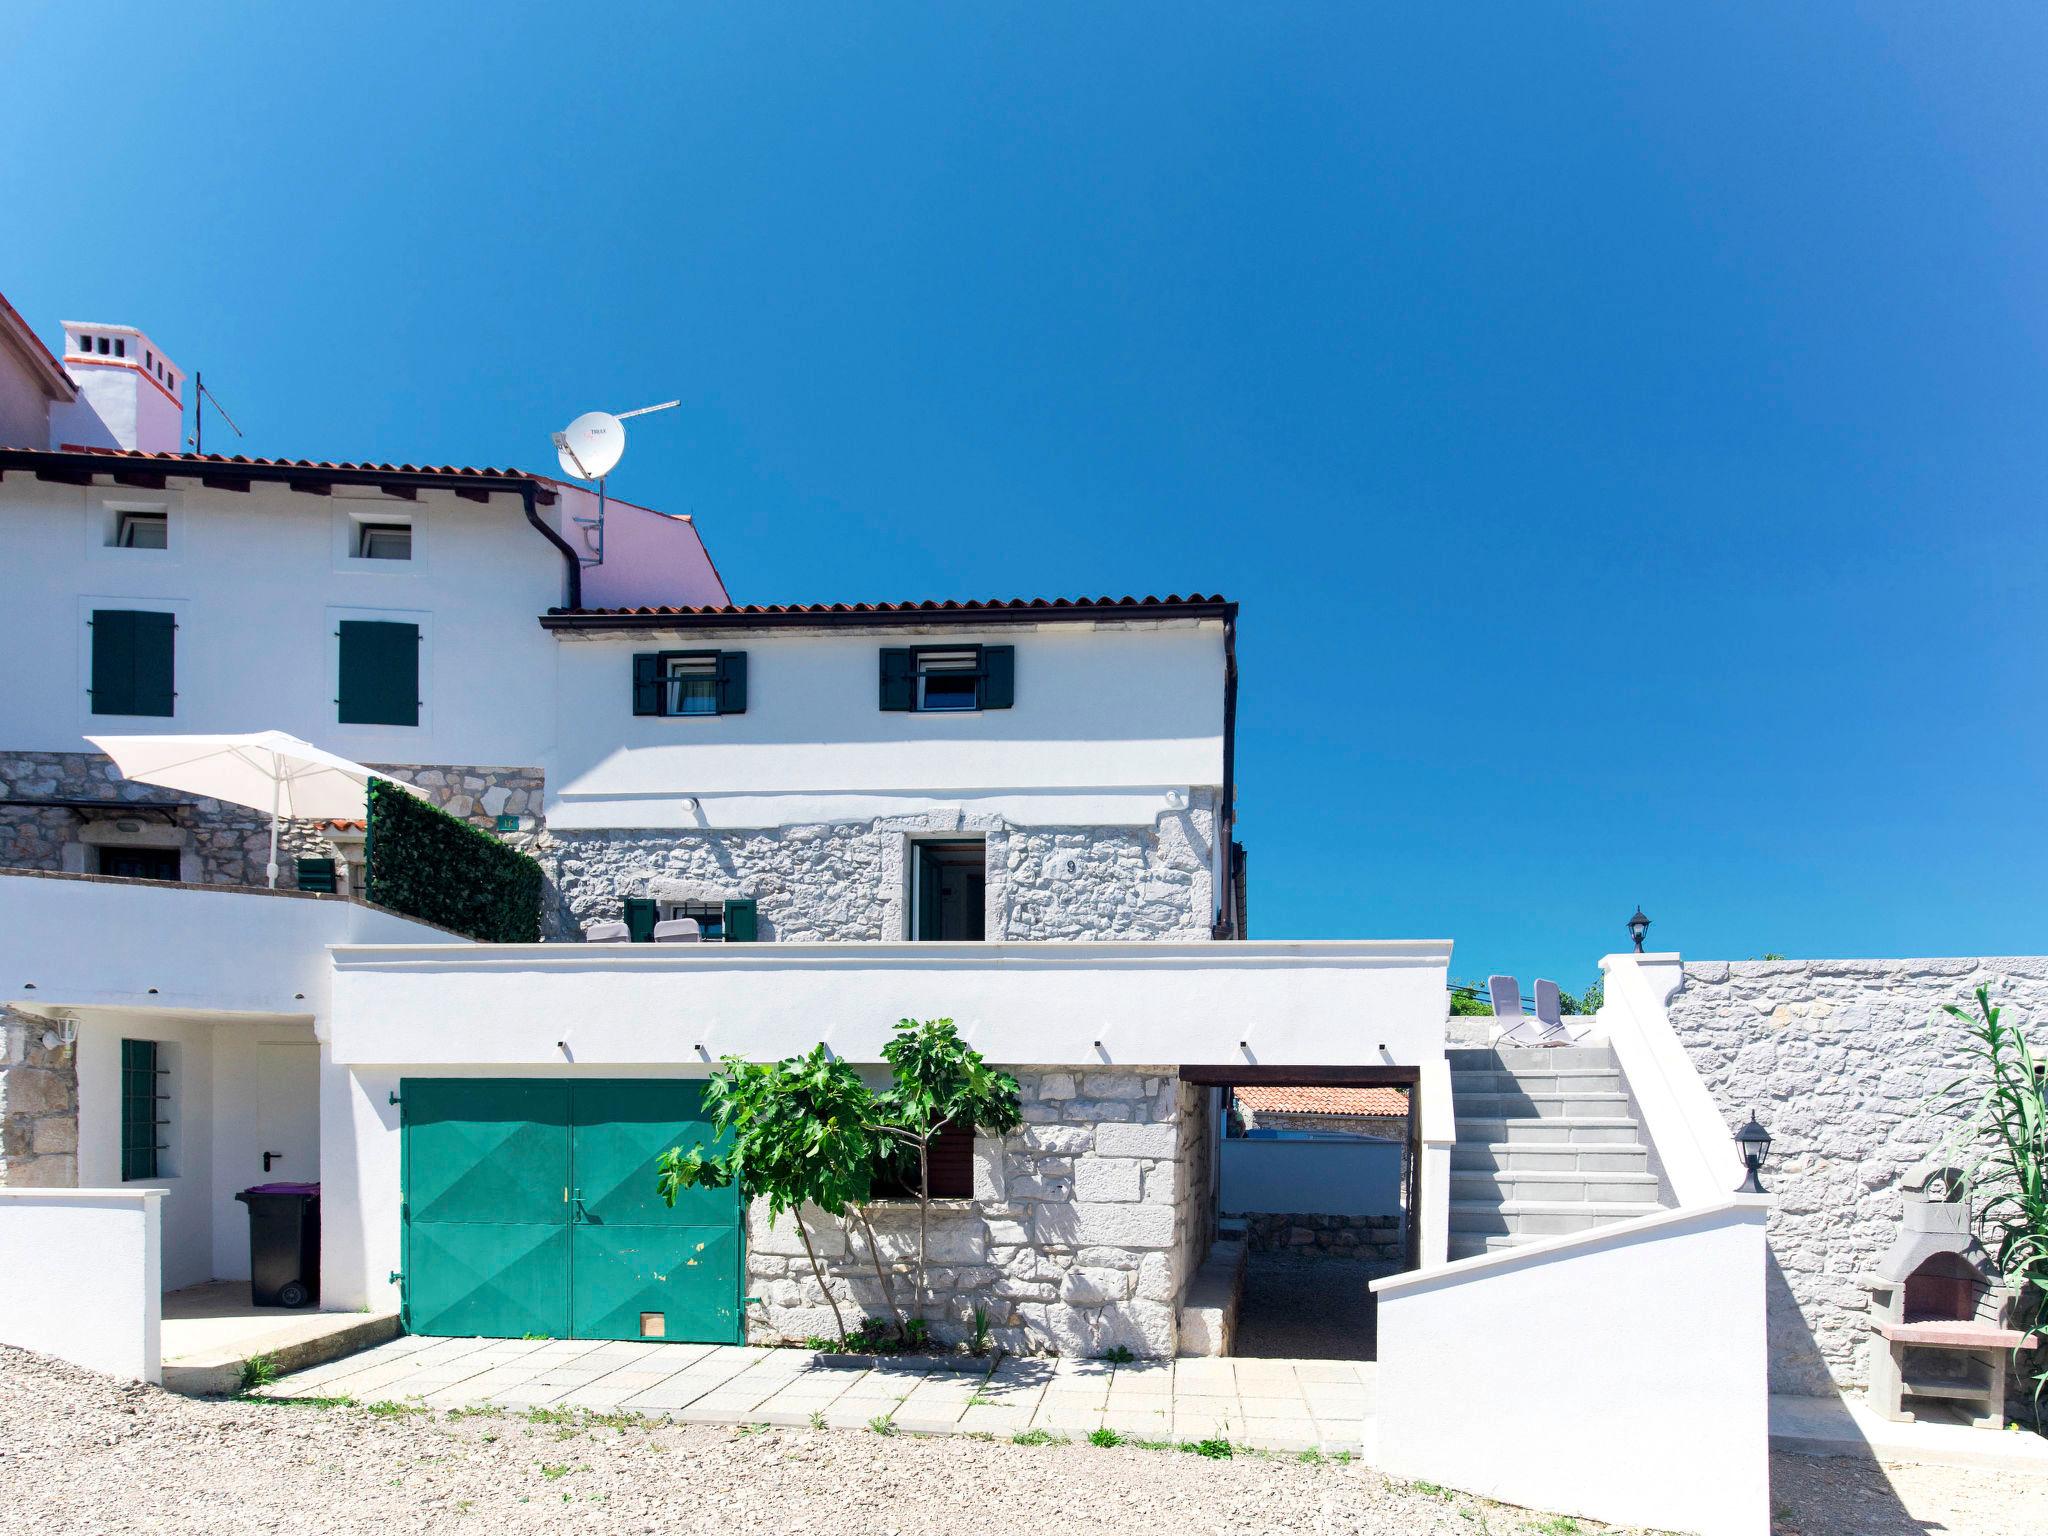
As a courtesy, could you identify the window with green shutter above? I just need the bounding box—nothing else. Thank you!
[879,645,1014,713]
[722,897,758,942]
[337,619,420,726]
[89,609,176,717]
[120,1039,166,1181]
[623,897,659,942]
[632,650,748,717]
[296,857,338,894]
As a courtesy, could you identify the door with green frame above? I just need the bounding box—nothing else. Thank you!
[401,1078,741,1343]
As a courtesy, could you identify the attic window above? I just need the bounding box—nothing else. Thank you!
[97,337,110,355]
[76,333,91,353]
[356,523,412,561]
[116,511,168,550]
[114,338,126,358]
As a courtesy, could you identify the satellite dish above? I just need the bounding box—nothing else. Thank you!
[554,411,625,481]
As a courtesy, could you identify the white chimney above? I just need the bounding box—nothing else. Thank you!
[48,322,185,454]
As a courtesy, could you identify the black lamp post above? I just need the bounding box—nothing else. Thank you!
[1627,906,1651,953]
[1734,1112,1772,1195]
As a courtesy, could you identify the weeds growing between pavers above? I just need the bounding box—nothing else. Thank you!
[236,1354,281,1394]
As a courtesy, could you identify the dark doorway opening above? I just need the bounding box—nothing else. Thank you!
[913,840,985,941]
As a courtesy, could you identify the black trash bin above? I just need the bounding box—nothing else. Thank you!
[235,1182,320,1308]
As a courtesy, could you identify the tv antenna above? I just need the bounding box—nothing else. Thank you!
[551,400,679,566]
[188,371,244,456]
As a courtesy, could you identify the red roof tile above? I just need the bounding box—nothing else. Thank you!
[544,594,1232,620]
[56,445,540,479]
[1234,1086,1410,1119]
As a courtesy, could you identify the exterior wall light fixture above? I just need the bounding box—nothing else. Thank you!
[1734,1111,1772,1194]
[1627,906,1651,953]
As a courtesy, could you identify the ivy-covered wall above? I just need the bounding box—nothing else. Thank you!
[365,777,541,943]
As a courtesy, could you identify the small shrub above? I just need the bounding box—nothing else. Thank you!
[901,1318,932,1350]
[1180,1436,1233,1459]
[1087,1427,1122,1447]
[802,1335,837,1352]
[1097,1345,1136,1365]
[808,1410,826,1430]
[867,1415,897,1436]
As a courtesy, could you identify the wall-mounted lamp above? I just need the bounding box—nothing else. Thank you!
[1627,906,1651,953]
[1733,1111,1772,1195]
[39,1016,77,1053]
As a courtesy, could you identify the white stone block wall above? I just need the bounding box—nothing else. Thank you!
[0,1006,79,1188]
[1667,956,2048,1395]
[745,1067,1208,1356]
[540,791,1219,943]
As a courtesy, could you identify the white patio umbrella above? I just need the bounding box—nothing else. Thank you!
[86,730,427,888]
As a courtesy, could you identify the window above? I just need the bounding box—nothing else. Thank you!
[90,608,176,717]
[114,338,125,358]
[632,650,747,717]
[878,645,1014,713]
[116,510,168,549]
[873,1121,975,1199]
[121,1039,167,1181]
[622,895,759,942]
[145,349,153,370]
[76,333,91,353]
[912,839,986,941]
[355,522,413,561]
[296,857,338,893]
[97,846,181,882]
[97,336,109,355]
[337,618,420,726]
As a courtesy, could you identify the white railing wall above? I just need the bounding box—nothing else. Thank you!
[1372,953,1771,1536]
[0,1189,162,1382]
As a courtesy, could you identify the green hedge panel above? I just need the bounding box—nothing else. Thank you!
[365,778,542,943]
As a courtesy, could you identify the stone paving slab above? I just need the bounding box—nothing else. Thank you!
[260,1337,1376,1454]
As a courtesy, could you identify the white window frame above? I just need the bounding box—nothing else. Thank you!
[914,648,983,713]
[86,488,181,564]
[333,498,426,574]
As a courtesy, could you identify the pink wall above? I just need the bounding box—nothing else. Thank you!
[558,483,731,609]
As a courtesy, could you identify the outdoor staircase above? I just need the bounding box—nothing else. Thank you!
[1445,1046,1667,1262]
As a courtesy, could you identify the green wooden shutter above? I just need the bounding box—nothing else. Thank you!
[715,651,747,714]
[879,648,914,711]
[979,645,1015,709]
[338,620,420,726]
[90,609,176,717]
[722,897,758,942]
[632,653,664,716]
[120,1039,162,1181]
[623,897,659,943]
[296,857,337,894]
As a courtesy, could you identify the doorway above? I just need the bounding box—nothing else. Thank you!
[912,839,986,941]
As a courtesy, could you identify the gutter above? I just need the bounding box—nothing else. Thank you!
[522,482,582,611]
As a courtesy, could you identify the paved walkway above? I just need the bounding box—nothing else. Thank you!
[260,1335,1376,1453]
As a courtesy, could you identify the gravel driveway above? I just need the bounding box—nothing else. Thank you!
[5,1346,2044,1535]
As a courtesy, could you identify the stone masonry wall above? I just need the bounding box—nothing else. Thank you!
[0,1006,79,1188]
[540,792,1219,943]
[745,1067,1198,1357]
[1229,1212,1405,1270]
[1668,956,2048,1395]
[0,750,542,892]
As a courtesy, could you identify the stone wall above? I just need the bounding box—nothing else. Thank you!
[1228,1211,1406,1270]
[1668,956,2048,1395]
[0,1006,79,1187]
[745,1067,1199,1356]
[541,792,1219,943]
[0,750,542,893]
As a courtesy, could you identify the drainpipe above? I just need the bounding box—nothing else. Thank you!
[523,482,582,611]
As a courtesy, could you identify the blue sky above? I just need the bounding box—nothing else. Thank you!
[7,6,2045,988]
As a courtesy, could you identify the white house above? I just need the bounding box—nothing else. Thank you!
[0,297,1771,1536]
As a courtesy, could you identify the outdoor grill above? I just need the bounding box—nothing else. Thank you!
[1861,1167,2036,1428]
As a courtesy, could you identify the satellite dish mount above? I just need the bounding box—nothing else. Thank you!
[551,400,679,567]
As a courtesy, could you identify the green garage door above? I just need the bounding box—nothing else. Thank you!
[401,1079,741,1343]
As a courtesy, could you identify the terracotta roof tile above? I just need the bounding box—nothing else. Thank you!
[546,594,1232,619]
[56,445,539,478]
[1234,1086,1410,1118]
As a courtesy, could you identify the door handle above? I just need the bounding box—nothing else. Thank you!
[571,1187,587,1222]
[263,1151,283,1172]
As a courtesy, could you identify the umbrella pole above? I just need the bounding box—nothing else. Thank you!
[267,772,281,889]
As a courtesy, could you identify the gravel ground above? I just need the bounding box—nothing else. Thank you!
[7,1346,2044,1535]
[0,1345,1599,1535]
[1233,1256,1379,1361]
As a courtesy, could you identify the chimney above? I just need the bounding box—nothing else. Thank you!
[48,322,185,454]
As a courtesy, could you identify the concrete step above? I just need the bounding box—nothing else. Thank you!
[1446,1046,1619,1073]
[1177,1237,1247,1357]
[1447,1198,1665,1239]
[162,1309,402,1397]
[1446,1067,1623,1097]
[1451,1141,1651,1175]
[1452,1089,1633,1119]
[1454,1114,1643,1146]
[1446,1232,1531,1261]
[1450,1168,1663,1204]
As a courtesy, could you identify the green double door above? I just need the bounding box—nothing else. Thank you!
[401,1079,741,1343]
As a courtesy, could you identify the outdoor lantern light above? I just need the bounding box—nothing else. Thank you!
[1734,1112,1772,1194]
[1627,906,1651,953]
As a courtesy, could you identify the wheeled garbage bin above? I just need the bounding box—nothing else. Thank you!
[235,1182,320,1307]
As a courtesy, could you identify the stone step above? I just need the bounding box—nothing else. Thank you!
[1450,1168,1663,1205]
[1451,1089,1633,1119]
[1454,1115,1643,1146]
[1450,1141,1651,1175]
[1446,1232,1529,1262]
[1446,1046,1619,1073]
[1446,1198,1665,1239]
[1446,1068,1625,1098]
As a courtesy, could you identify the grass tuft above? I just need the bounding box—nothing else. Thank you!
[236,1354,280,1394]
[1087,1426,1123,1448]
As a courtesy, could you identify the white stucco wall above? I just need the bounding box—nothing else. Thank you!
[1374,1202,1771,1536]
[546,620,1227,830]
[0,1189,162,1381]
[0,475,564,765]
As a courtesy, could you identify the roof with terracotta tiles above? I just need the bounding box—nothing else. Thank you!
[1234,1086,1410,1119]
[56,445,542,478]
[541,594,1234,626]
